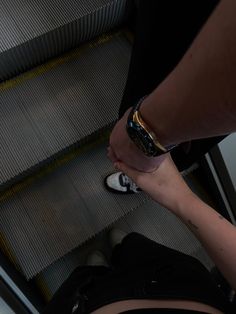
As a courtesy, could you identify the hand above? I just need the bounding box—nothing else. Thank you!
[108,109,166,172]
[114,154,194,213]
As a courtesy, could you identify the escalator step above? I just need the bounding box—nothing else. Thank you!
[0,0,127,80]
[35,185,213,301]
[0,32,131,188]
[0,142,149,279]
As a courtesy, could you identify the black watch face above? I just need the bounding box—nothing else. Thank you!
[128,127,148,153]
[127,123,158,157]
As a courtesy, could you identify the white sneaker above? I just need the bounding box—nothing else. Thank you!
[109,228,128,249]
[104,164,199,195]
[86,250,109,267]
[104,172,141,194]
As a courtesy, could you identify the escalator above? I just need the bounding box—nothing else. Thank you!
[0,1,235,312]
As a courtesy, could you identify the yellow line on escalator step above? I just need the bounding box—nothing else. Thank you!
[0,28,133,201]
[0,32,122,92]
[0,130,111,204]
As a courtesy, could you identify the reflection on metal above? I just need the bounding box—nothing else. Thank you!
[216,134,236,191]
[205,153,236,224]
[0,267,39,314]
[0,297,15,314]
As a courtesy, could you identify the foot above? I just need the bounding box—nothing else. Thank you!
[109,228,128,249]
[86,250,109,267]
[104,163,199,194]
[104,172,142,194]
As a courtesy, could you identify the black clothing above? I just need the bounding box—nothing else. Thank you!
[43,233,232,314]
[120,0,224,171]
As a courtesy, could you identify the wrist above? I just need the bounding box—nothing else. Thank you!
[123,108,148,156]
[174,192,200,217]
[139,93,178,147]
[126,98,177,157]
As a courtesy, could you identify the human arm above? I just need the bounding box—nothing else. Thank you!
[114,155,236,291]
[140,0,236,146]
[109,0,236,170]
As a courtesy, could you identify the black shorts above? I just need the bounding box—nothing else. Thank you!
[43,233,231,314]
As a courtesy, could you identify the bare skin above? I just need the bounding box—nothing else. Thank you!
[114,155,236,291]
[109,0,236,172]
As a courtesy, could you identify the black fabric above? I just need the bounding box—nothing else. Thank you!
[42,266,109,314]
[43,233,232,314]
[119,0,225,171]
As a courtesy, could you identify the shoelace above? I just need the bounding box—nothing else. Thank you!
[120,173,139,192]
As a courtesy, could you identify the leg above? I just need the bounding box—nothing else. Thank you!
[120,0,223,170]
[120,0,219,116]
[171,135,226,171]
[111,232,195,269]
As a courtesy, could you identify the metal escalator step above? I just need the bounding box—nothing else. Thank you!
[35,190,213,301]
[0,0,128,81]
[0,142,149,279]
[0,32,131,188]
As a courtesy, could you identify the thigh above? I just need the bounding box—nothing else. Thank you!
[111,232,193,269]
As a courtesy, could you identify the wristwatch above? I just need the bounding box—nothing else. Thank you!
[126,97,177,157]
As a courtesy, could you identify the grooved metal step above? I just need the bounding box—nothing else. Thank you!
[35,178,214,301]
[0,142,149,279]
[0,32,131,188]
[0,0,127,81]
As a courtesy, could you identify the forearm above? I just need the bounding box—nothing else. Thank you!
[175,193,236,290]
[115,153,236,287]
[140,0,236,146]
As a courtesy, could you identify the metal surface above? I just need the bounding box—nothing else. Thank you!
[0,267,39,314]
[206,153,236,224]
[0,33,131,187]
[0,0,127,80]
[0,297,15,314]
[0,139,214,282]
[0,143,148,279]
[218,133,236,192]
[35,179,213,300]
